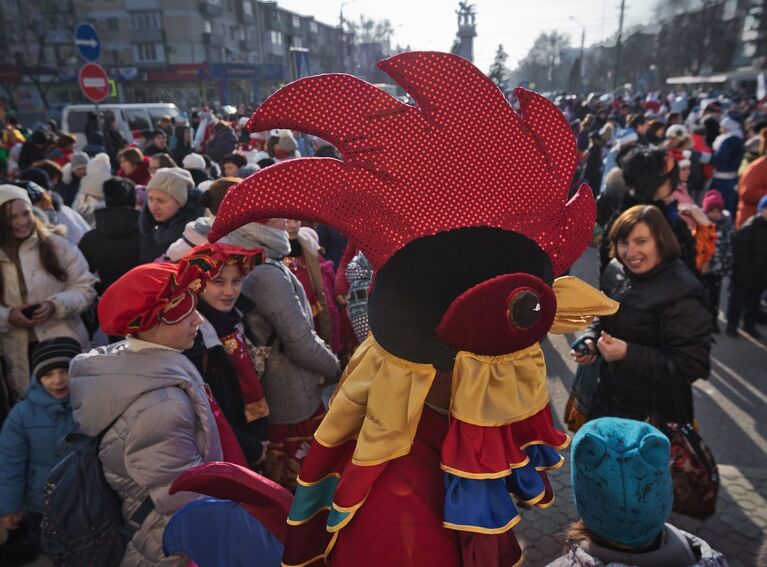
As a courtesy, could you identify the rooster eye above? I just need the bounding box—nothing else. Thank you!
[507,289,541,329]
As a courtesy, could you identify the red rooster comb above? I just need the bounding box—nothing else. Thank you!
[211,51,594,275]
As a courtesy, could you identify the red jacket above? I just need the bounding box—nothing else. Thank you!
[117,157,151,186]
[737,156,767,229]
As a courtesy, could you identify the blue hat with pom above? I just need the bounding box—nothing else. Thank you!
[571,417,672,547]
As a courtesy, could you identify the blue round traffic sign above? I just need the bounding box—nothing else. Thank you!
[75,23,101,62]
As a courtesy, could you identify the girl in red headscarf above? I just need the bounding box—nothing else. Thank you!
[181,243,270,468]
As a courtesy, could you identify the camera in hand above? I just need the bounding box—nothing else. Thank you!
[21,304,40,319]
[575,340,594,356]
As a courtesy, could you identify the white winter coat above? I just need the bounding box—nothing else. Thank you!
[0,230,97,394]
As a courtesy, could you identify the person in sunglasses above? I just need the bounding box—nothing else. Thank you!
[69,261,223,567]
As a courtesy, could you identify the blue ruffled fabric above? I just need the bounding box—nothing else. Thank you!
[443,445,562,532]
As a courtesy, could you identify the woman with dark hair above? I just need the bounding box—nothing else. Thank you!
[117,147,151,186]
[598,145,705,276]
[572,205,711,424]
[0,185,97,396]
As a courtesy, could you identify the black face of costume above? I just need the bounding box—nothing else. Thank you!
[367,227,553,370]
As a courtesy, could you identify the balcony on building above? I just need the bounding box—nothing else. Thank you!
[203,31,226,47]
[129,29,164,43]
[199,0,224,18]
[126,0,161,9]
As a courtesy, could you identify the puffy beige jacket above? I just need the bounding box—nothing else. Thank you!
[70,341,223,567]
[0,231,97,394]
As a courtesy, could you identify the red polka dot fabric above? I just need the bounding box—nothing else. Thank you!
[210,51,595,276]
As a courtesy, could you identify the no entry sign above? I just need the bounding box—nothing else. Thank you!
[79,63,109,103]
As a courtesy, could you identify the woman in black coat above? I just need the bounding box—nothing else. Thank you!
[572,205,711,423]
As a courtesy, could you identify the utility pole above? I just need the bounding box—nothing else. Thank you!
[613,0,625,90]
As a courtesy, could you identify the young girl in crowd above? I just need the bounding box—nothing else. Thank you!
[0,184,97,396]
[182,243,270,467]
[0,338,81,559]
[701,190,735,334]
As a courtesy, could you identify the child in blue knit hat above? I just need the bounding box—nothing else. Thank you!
[546,417,727,567]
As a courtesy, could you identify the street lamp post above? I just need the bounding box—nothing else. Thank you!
[569,16,585,73]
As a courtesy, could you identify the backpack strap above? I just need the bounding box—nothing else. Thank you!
[125,495,155,535]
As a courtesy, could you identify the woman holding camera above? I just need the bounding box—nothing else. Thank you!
[571,204,711,424]
[0,185,97,396]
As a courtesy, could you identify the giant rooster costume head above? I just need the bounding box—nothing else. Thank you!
[174,52,617,566]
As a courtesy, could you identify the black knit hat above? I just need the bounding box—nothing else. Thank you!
[103,176,137,208]
[30,337,82,380]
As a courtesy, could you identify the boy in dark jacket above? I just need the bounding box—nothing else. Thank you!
[727,195,767,338]
[79,176,141,295]
[0,338,81,556]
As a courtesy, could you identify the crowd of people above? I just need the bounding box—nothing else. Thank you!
[0,83,763,567]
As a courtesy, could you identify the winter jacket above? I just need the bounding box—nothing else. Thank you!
[118,158,151,187]
[546,523,727,567]
[346,251,373,343]
[73,192,105,228]
[736,156,767,229]
[0,232,97,395]
[205,126,238,163]
[18,141,47,171]
[0,376,78,516]
[242,257,338,425]
[79,207,141,294]
[731,214,767,291]
[43,200,90,245]
[595,168,629,228]
[706,211,734,277]
[165,216,214,262]
[139,201,200,264]
[69,341,223,567]
[599,194,697,277]
[142,143,167,157]
[58,163,82,207]
[583,259,711,423]
[712,134,744,176]
[185,319,264,464]
[315,224,348,270]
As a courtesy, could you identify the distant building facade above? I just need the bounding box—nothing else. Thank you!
[0,0,351,112]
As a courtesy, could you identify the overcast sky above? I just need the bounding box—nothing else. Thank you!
[276,0,656,74]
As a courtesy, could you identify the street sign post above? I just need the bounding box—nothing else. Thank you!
[79,63,110,103]
[75,23,101,62]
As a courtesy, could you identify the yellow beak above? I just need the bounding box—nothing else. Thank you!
[549,276,619,334]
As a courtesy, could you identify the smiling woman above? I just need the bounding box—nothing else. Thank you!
[0,184,97,396]
[571,204,711,426]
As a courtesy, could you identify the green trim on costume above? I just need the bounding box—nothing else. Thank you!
[288,474,340,524]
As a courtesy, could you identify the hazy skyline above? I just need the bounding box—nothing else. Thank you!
[276,0,657,74]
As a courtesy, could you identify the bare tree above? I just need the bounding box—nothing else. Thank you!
[5,1,76,111]
[513,31,571,90]
[345,15,395,45]
[488,44,510,94]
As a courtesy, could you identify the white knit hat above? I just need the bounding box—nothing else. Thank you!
[182,152,206,171]
[80,153,112,199]
[146,167,194,206]
[0,184,31,208]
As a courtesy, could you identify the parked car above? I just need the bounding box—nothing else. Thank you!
[62,103,187,149]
